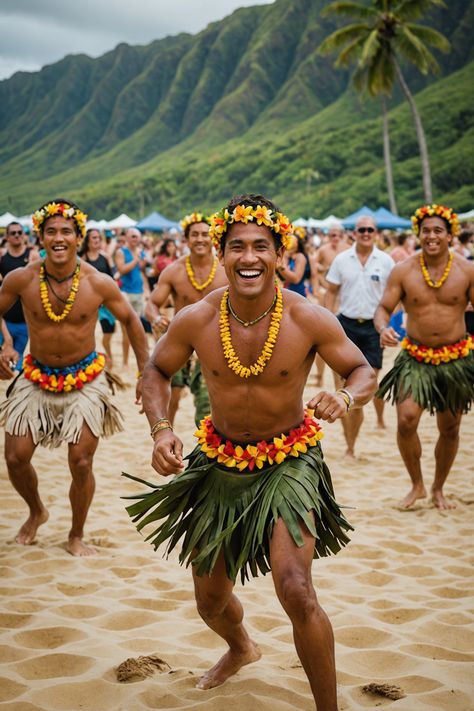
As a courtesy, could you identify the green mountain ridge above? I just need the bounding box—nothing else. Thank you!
[1,0,473,218]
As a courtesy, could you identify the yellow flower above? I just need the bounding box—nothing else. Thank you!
[233,205,254,223]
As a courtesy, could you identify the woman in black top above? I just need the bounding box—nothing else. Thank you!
[80,229,116,366]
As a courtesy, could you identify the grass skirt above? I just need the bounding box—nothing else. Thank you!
[377,348,474,415]
[123,444,353,584]
[0,371,123,448]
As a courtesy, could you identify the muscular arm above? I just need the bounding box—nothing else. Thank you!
[281,253,306,284]
[100,277,149,372]
[144,270,173,326]
[142,308,195,475]
[323,281,340,313]
[374,266,404,347]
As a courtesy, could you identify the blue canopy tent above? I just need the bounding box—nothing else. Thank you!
[136,211,179,232]
[342,206,411,230]
[341,206,376,229]
[373,207,411,230]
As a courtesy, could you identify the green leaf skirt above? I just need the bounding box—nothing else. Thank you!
[377,348,474,415]
[123,443,353,584]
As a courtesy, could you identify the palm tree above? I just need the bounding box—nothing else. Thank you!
[318,0,451,206]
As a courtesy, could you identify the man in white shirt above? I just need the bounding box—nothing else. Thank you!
[325,215,394,457]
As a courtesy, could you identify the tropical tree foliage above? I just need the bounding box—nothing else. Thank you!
[319,0,451,204]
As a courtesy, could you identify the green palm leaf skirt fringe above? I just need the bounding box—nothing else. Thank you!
[377,349,474,415]
[123,443,353,585]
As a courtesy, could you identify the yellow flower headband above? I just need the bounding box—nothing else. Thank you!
[209,204,294,250]
[411,204,459,237]
[32,202,88,238]
[180,212,210,232]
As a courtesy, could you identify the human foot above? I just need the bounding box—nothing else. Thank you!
[397,486,427,509]
[15,508,49,545]
[431,488,456,510]
[66,536,96,557]
[196,642,261,690]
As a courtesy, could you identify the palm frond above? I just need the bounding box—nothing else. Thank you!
[322,1,379,20]
[393,0,446,22]
[405,23,451,52]
[396,26,440,73]
[360,29,381,66]
[318,23,370,55]
[335,36,366,66]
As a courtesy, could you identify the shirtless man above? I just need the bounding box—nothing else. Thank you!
[145,212,227,425]
[125,194,376,710]
[0,199,149,555]
[375,204,474,510]
[311,223,348,385]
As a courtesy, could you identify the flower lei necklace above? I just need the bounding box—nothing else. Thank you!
[219,285,283,378]
[39,261,80,322]
[185,255,218,292]
[420,250,453,288]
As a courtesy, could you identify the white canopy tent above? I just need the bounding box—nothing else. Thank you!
[0,211,19,228]
[458,209,474,220]
[293,217,309,227]
[106,213,137,230]
[86,219,110,231]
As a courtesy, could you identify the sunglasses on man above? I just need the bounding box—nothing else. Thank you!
[356,227,375,234]
[8,230,23,236]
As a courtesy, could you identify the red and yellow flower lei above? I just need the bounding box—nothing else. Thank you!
[194,409,323,472]
[23,352,106,392]
[401,335,473,365]
[32,201,88,238]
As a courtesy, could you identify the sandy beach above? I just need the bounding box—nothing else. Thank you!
[0,343,473,711]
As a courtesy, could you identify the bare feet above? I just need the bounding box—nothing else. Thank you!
[15,508,49,545]
[196,642,261,690]
[432,488,456,510]
[344,449,357,460]
[376,419,386,429]
[66,536,96,557]
[397,485,427,509]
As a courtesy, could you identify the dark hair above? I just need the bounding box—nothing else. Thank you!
[221,193,281,250]
[159,238,176,255]
[459,229,473,246]
[79,228,102,256]
[6,221,23,235]
[419,214,451,234]
[397,232,408,246]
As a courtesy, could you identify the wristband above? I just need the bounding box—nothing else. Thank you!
[378,325,386,334]
[336,388,354,411]
[150,418,172,439]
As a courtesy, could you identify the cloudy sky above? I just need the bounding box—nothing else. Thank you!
[1,0,275,80]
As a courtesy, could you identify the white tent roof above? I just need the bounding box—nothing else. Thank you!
[0,211,19,228]
[458,209,474,220]
[319,214,343,228]
[106,213,137,229]
[18,214,33,227]
[293,217,308,227]
[86,219,109,230]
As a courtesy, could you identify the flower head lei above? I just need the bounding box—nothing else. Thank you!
[180,212,210,233]
[209,204,294,251]
[32,201,88,239]
[411,204,460,237]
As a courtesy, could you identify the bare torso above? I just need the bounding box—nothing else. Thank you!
[399,253,472,345]
[6,261,111,365]
[159,256,228,313]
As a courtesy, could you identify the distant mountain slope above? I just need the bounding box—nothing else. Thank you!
[1,0,473,217]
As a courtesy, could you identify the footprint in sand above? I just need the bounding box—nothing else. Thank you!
[431,585,470,599]
[415,620,474,652]
[98,610,157,631]
[4,599,45,613]
[342,649,415,676]
[372,608,425,625]
[110,567,140,579]
[0,644,32,663]
[0,612,32,629]
[335,625,395,649]
[14,626,86,649]
[33,679,125,710]
[55,604,104,619]
[247,614,284,633]
[14,653,93,680]
[0,677,28,702]
[355,571,394,587]
[56,582,100,596]
[121,598,179,613]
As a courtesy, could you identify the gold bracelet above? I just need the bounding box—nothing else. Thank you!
[136,370,143,379]
[150,418,172,439]
[336,388,354,411]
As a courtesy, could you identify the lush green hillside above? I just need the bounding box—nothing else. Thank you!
[1,0,473,219]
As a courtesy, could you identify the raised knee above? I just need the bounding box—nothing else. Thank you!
[195,588,230,619]
[274,572,317,621]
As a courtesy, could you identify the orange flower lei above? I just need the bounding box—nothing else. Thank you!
[220,285,283,378]
[32,201,88,238]
[180,212,210,232]
[419,250,453,289]
[39,261,80,322]
[185,255,218,292]
[23,352,106,392]
[401,335,473,365]
[411,204,460,237]
[194,409,323,472]
[209,204,294,250]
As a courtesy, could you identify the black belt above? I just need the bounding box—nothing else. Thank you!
[340,315,373,324]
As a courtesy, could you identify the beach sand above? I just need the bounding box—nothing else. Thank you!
[0,343,473,711]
